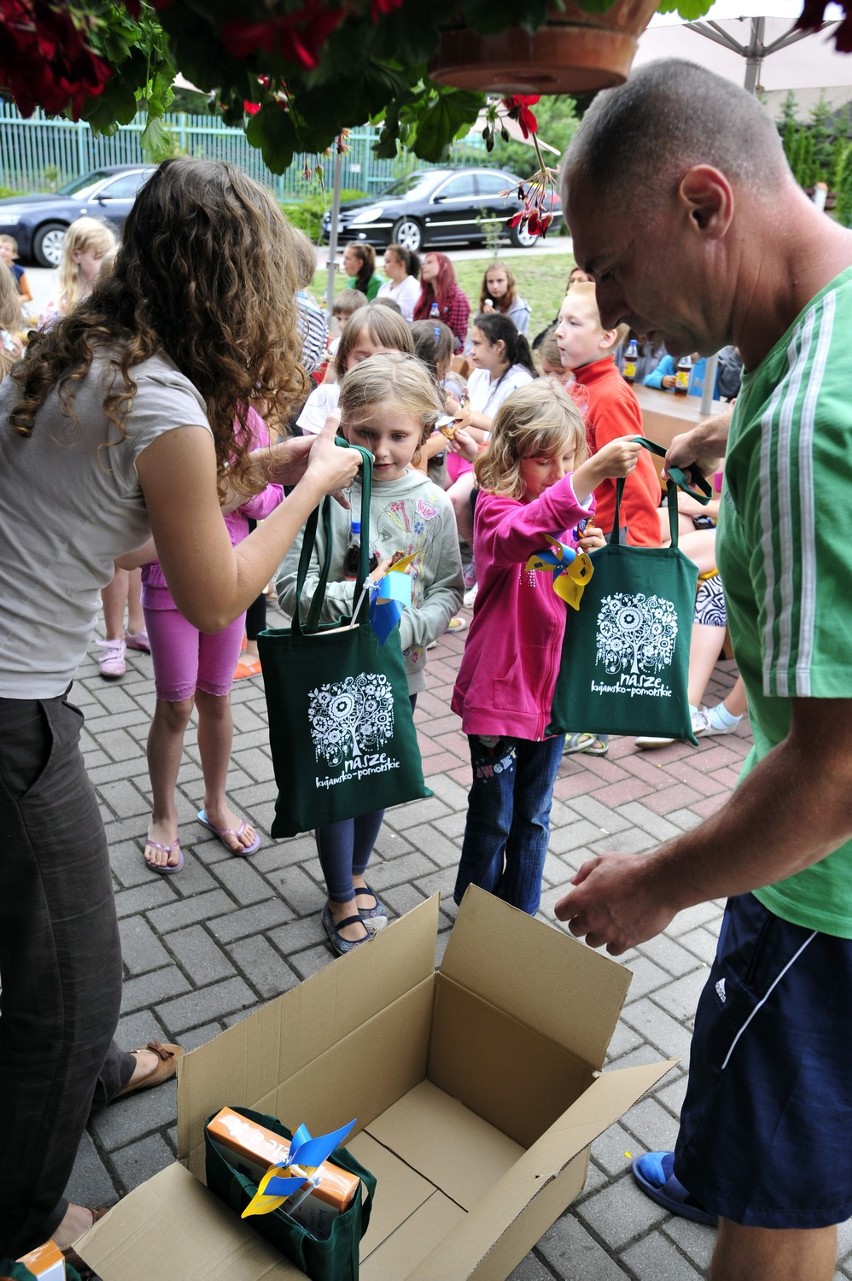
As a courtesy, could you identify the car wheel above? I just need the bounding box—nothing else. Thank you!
[391,218,423,253]
[33,222,68,268]
[508,219,539,249]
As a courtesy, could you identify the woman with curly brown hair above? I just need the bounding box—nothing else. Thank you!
[0,157,360,1262]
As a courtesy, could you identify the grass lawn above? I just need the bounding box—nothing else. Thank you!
[309,244,578,356]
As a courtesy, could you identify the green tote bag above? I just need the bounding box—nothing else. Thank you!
[547,439,707,744]
[205,1106,376,1281]
[258,444,430,838]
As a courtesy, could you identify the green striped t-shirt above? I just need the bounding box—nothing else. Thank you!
[717,266,852,937]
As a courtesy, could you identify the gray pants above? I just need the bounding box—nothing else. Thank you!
[0,692,124,1256]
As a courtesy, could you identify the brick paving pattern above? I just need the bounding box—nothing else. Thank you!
[67,602,852,1280]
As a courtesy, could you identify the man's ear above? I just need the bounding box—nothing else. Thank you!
[600,328,618,351]
[678,165,734,238]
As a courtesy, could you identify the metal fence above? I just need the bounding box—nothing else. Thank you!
[0,101,486,199]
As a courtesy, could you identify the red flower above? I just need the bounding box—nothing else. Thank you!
[0,0,112,118]
[222,4,347,71]
[243,100,262,115]
[372,0,405,17]
[501,94,540,139]
[506,212,524,229]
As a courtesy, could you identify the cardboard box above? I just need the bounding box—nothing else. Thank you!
[77,889,675,1280]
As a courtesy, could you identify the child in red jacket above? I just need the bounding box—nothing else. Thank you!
[452,380,640,914]
[556,281,662,548]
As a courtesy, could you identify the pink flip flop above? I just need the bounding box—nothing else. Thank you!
[196,809,262,856]
[143,836,183,875]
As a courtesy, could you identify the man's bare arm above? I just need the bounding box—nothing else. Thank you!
[555,696,852,953]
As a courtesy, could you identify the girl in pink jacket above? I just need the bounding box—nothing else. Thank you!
[451,381,640,914]
[141,406,283,873]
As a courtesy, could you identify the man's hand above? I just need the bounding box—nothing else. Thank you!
[554,852,677,954]
[662,407,733,482]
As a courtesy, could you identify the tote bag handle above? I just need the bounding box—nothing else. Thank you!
[293,441,373,637]
[610,435,712,549]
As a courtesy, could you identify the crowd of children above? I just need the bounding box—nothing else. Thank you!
[7,217,747,945]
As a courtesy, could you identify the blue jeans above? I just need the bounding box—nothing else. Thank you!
[454,732,565,916]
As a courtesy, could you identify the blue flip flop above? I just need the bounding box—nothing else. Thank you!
[632,1151,717,1227]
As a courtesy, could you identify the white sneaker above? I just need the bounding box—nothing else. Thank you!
[463,583,478,609]
[635,706,707,750]
[698,704,743,736]
[97,638,126,680]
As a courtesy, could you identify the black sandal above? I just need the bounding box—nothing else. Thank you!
[322,903,370,955]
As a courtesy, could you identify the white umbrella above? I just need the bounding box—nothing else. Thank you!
[633,0,852,109]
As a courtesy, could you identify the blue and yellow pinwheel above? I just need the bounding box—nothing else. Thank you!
[242,1117,357,1218]
[525,536,594,610]
[368,553,415,645]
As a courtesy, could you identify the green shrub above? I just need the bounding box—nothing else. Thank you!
[281,189,369,242]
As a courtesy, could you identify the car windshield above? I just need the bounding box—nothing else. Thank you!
[55,171,115,198]
[379,173,446,200]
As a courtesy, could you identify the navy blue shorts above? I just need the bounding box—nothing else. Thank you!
[674,891,852,1228]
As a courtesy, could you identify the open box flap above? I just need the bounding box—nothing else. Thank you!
[442,887,632,1071]
[405,1058,678,1281]
[76,1163,301,1280]
[178,896,440,1162]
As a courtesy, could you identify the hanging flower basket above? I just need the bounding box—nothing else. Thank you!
[429,0,662,95]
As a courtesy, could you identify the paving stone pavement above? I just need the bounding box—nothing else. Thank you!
[67,603,852,1281]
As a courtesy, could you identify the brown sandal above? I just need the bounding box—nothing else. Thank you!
[114,1040,184,1100]
[62,1205,110,1278]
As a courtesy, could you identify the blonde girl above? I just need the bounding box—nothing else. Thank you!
[278,353,463,955]
[48,216,117,319]
[0,266,24,378]
[451,380,640,914]
[298,301,414,434]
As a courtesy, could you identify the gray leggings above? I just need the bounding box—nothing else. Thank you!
[0,692,123,1255]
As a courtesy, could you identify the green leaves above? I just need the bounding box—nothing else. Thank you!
[403,86,485,162]
[657,0,714,17]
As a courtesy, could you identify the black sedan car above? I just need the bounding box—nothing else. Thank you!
[321,167,562,253]
[0,164,156,267]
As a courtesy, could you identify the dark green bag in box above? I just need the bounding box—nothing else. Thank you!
[547,438,706,744]
[205,1106,376,1281]
[258,443,430,838]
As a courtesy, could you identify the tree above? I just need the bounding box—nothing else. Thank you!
[835,142,852,225]
[809,94,835,184]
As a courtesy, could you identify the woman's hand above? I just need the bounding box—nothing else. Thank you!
[661,373,676,389]
[303,413,362,503]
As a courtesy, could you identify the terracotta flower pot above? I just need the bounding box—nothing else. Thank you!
[429,0,661,95]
